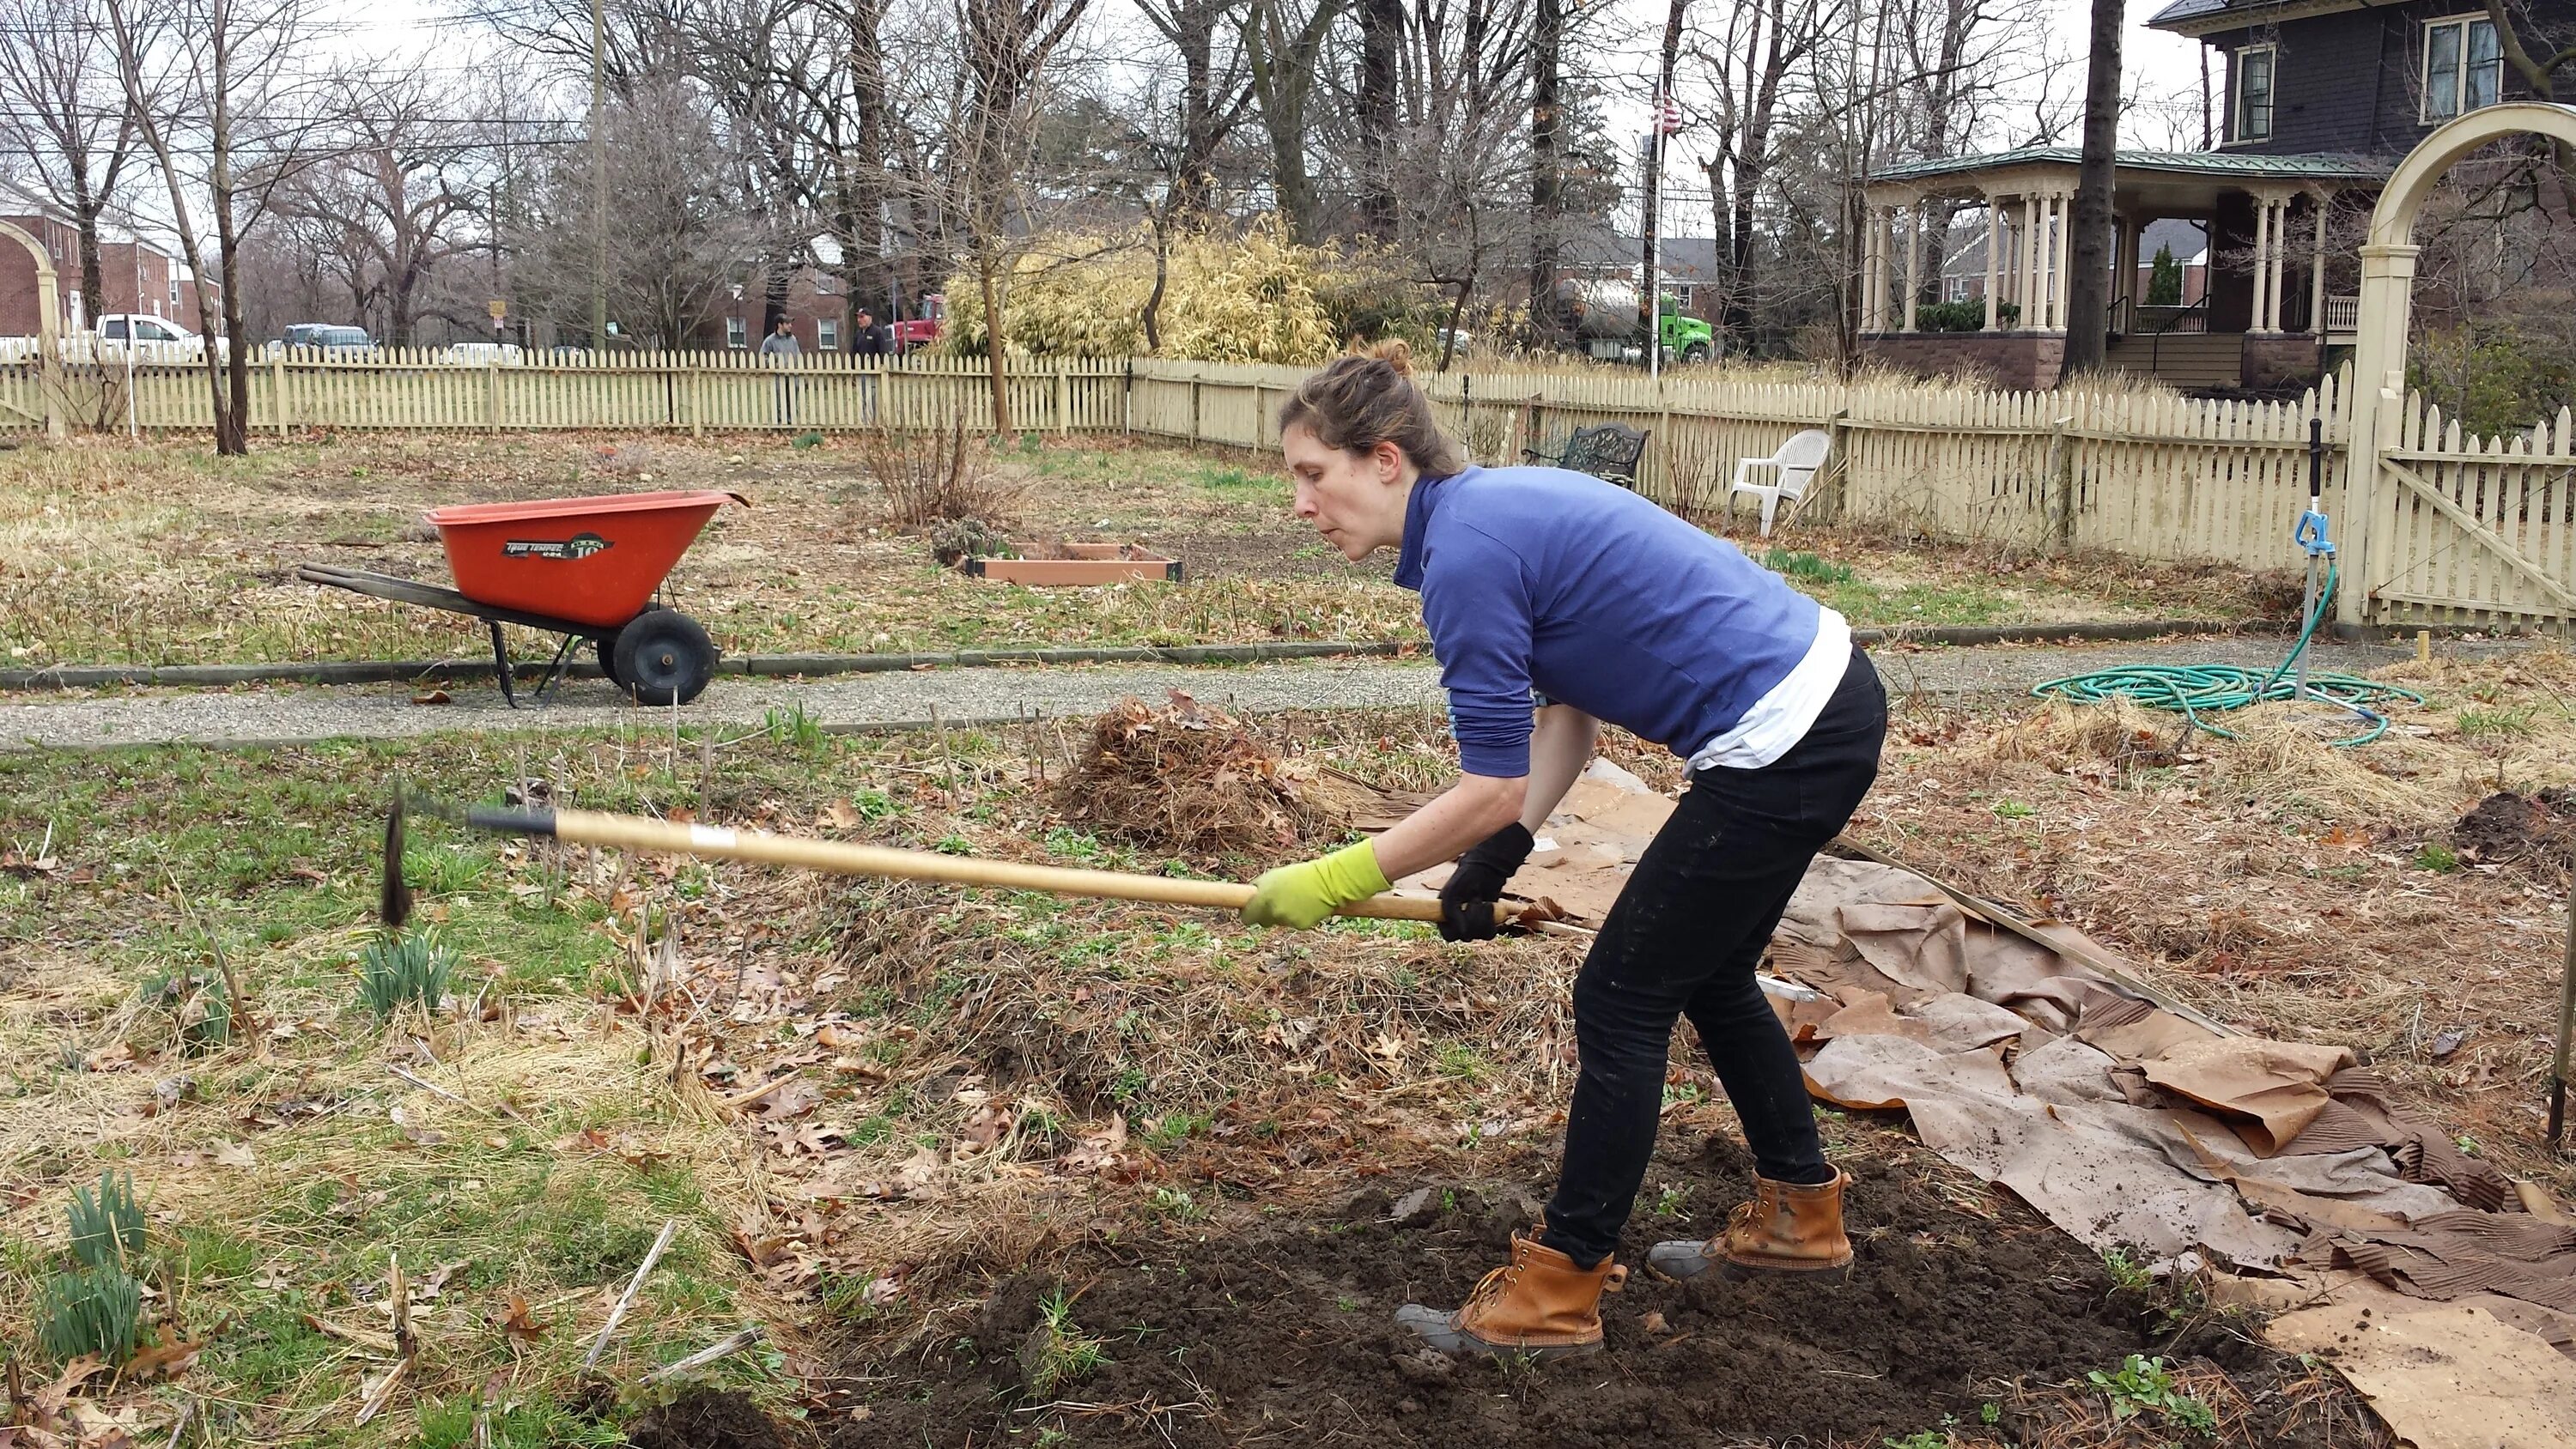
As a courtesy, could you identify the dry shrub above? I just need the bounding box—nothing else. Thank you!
[1057,692,1381,858]
[860,425,1023,528]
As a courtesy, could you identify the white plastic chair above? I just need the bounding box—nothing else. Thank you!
[1726,429,1832,537]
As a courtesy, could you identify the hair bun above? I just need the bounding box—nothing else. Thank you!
[1362,337,1416,379]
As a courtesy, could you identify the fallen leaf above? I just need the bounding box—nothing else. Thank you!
[0,851,59,876]
[211,1140,256,1168]
[410,689,453,706]
[493,1293,547,1343]
[125,1325,208,1379]
[822,799,860,829]
[1641,1311,1671,1335]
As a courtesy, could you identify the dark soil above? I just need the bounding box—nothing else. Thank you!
[626,1387,805,1449]
[2451,787,2576,870]
[829,1131,2380,1449]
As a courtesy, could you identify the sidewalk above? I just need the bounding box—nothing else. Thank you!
[0,636,2516,753]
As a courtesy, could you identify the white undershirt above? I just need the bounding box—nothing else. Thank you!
[1684,607,1853,773]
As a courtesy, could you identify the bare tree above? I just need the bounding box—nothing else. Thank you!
[510,72,762,347]
[268,76,481,344]
[1690,0,1820,351]
[0,0,143,324]
[106,0,338,452]
[1242,0,1343,244]
[954,0,1093,427]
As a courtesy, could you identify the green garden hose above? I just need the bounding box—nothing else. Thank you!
[2029,564,2424,747]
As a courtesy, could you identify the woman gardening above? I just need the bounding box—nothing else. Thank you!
[1242,343,1887,1360]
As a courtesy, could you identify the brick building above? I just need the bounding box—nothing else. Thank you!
[1,177,220,340]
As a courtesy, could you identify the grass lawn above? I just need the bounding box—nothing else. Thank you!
[1,644,2565,1440]
[0,432,2288,670]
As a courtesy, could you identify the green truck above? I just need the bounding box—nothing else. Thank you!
[1559,281,1716,364]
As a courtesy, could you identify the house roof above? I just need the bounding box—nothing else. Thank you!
[2146,0,2369,38]
[0,173,76,227]
[1870,146,2390,186]
[1563,221,1722,279]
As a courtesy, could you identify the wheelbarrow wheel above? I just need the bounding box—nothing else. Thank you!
[612,609,716,706]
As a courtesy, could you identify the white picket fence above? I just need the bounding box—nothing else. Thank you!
[2,349,2567,629]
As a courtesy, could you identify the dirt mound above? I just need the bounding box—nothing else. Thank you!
[2452,789,2576,870]
[833,1136,2372,1448]
[626,1387,805,1449]
[1058,691,1380,858]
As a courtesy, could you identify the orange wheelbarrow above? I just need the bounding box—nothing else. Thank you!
[297,489,745,708]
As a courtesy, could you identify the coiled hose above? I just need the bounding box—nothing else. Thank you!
[2028,565,2424,747]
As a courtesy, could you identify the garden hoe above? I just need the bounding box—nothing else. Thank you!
[380,785,1539,932]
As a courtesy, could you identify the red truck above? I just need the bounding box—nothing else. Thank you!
[889,294,945,354]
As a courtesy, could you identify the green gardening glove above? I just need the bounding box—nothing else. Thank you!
[1242,840,1391,930]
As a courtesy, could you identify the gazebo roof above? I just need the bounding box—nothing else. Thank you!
[1868,146,2391,187]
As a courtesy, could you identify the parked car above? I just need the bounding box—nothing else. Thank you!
[86,313,223,362]
[273,323,377,355]
[440,342,525,366]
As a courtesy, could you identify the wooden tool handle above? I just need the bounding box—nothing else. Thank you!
[548,807,1471,924]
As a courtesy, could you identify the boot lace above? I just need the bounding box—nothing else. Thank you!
[1457,1260,1522,1321]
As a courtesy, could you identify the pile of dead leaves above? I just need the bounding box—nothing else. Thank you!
[1056,691,1379,858]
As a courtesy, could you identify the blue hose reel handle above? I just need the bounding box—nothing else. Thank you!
[2295,509,2336,557]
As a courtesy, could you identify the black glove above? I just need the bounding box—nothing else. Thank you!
[1438,822,1534,943]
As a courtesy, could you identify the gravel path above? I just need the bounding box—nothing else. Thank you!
[0,636,2519,754]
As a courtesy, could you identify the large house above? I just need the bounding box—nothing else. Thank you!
[1857,0,2530,390]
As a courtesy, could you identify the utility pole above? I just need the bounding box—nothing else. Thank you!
[589,0,608,353]
[1641,0,1686,379]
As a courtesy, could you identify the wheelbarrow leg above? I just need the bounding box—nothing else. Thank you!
[531,632,585,706]
[489,621,522,710]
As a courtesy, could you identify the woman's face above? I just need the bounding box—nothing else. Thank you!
[1284,423,1410,561]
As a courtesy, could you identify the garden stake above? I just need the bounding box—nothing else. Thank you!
[2552,876,2573,1152]
[386,785,1528,929]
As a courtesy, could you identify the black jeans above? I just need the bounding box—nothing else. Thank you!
[1539,643,1886,1268]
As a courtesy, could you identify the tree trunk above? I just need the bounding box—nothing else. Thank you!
[848,0,889,311]
[210,0,246,456]
[1358,0,1400,237]
[979,251,1012,433]
[1527,0,1563,346]
[2059,0,2121,378]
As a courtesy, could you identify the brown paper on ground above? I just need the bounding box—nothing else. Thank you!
[1838,900,1972,994]
[2142,1037,2356,1155]
[2265,1302,2576,1449]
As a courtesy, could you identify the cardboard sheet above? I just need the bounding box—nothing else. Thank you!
[2266,1302,2576,1449]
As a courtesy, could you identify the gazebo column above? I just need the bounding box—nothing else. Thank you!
[1900,200,1922,333]
[2050,190,2074,332]
[2257,192,2277,334]
[2308,190,2332,335]
[1983,197,2002,331]
[2021,194,2042,329]
[1860,205,1881,330]
[2266,195,2290,333]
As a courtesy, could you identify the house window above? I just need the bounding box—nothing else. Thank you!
[1946,276,1969,302]
[2235,45,2275,141]
[168,276,179,306]
[726,317,748,349]
[817,318,839,351]
[2424,16,2502,121]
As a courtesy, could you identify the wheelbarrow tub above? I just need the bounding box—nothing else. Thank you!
[424,489,743,628]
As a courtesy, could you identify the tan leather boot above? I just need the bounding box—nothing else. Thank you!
[1394,1232,1628,1360]
[1648,1170,1853,1278]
